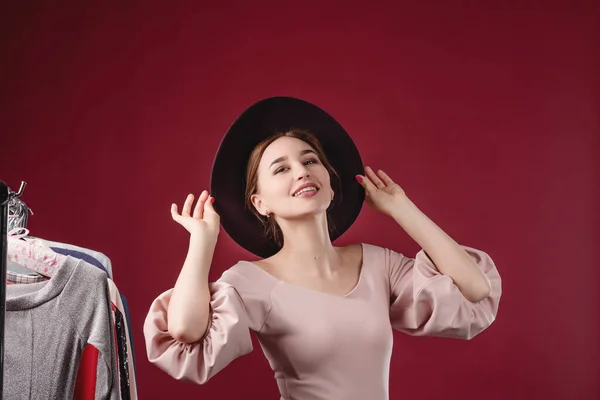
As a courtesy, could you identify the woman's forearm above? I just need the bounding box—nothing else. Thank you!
[391,197,491,303]
[167,233,216,343]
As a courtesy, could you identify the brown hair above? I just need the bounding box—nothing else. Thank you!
[244,129,340,247]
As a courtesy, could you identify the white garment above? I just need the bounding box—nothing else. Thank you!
[39,238,114,278]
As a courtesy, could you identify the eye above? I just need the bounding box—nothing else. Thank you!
[304,158,319,166]
[274,166,288,174]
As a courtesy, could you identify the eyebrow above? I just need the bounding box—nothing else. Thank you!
[269,149,317,168]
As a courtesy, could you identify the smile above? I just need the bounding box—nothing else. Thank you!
[293,185,320,197]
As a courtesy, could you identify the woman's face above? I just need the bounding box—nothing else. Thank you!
[251,136,333,220]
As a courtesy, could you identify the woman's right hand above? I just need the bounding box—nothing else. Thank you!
[171,190,220,243]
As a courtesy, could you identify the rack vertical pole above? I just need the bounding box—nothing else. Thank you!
[0,181,11,400]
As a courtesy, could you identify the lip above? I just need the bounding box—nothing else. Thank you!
[292,183,320,197]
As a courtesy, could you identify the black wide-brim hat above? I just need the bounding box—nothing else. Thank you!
[210,96,364,258]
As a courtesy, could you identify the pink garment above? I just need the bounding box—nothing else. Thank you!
[7,229,67,278]
[144,243,502,400]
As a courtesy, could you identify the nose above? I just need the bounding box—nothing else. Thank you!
[294,163,310,180]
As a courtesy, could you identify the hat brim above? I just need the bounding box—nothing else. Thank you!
[210,96,364,258]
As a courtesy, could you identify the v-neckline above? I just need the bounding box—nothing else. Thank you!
[242,243,366,299]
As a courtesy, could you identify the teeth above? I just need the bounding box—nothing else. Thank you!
[294,187,317,196]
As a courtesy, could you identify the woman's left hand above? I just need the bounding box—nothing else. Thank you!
[356,166,408,216]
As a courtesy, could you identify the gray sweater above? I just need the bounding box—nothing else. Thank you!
[4,256,119,399]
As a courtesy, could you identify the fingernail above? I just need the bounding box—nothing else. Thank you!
[355,175,363,183]
[210,197,215,204]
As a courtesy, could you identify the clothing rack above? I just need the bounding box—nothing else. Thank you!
[1,181,11,397]
[1,180,138,399]
[0,180,26,399]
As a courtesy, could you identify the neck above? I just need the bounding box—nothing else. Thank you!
[275,213,338,267]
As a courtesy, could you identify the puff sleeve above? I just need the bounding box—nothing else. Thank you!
[387,245,502,340]
[143,272,268,384]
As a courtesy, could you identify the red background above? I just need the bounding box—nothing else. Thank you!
[1,1,598,399]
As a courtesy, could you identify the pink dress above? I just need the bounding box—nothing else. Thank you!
[143,243,502,399]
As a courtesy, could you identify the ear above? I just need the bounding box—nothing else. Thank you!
[250,193,268,216]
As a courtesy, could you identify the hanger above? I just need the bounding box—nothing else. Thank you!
[5,183,66,279]
[5,183,40,277]
[7,183,33,233]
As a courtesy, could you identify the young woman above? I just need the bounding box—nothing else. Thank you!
[144,97,502,400]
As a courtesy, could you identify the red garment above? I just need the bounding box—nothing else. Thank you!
[74,344,99,400]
